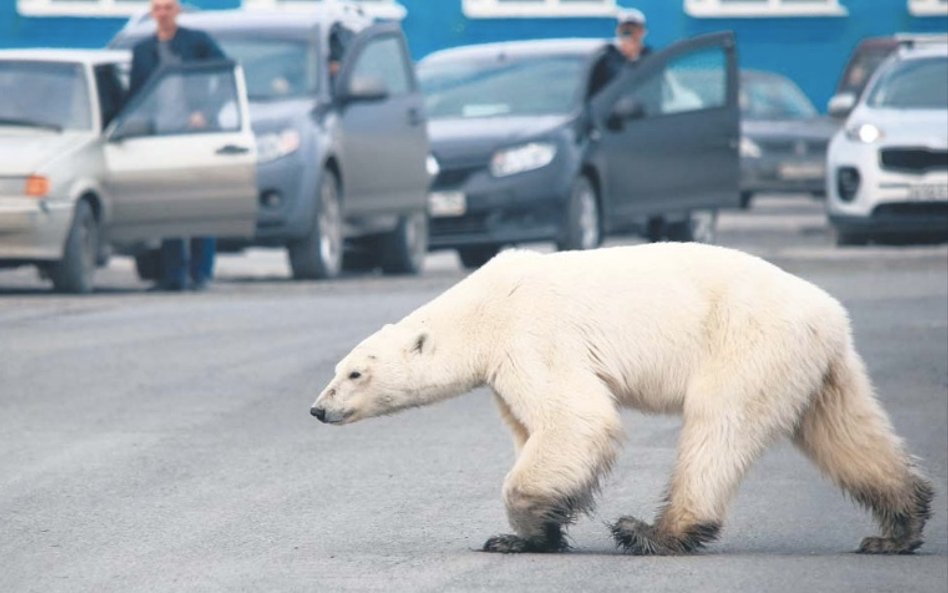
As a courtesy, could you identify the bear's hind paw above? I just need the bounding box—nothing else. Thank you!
[611,516,719,556]
[857,536,923,555]
[482,533,568,554]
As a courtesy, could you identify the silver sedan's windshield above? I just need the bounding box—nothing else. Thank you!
[419,55,585,119]
[0,61,92,131]
[867,56,948,109]
[218,38,318,101]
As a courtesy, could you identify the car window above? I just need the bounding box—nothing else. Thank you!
[866,56,948,109]
[419,54,585,119]
[118,65,241,136]
[740,74,817,120]
[94,63,127,130]
[621,47,726,118]
[350,35,411,96]
[0,61,92,131]
[837,47,893,96]
[217,38,318,100]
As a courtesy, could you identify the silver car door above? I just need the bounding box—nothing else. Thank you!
[103,60,257,243]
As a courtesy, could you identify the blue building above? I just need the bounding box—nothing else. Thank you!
[2,0,946,109]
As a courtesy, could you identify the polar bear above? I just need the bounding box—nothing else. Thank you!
[310,243,933,555]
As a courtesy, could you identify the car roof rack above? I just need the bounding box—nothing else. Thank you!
[894,32,948,47]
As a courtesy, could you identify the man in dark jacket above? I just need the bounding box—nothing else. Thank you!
[589,8,653,97]
[130,0,226,291]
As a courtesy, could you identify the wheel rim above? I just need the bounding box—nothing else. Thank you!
[318,179,342,273]
[577,185,600,249]
[690,210,717,244]
[406,213,427,267]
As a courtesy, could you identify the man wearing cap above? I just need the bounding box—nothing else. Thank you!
[589,8,653,96]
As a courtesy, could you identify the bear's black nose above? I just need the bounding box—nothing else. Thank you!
[311,407,326,422]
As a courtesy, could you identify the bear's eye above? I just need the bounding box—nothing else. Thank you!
[348,371,362,380]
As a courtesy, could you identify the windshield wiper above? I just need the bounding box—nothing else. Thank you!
[0,117,63,132]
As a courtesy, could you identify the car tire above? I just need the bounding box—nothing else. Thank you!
[834,228,868,246]
[288,170,343,280]
[665,209,718,244]
[134,248,161,282]
[457,244,500,270]
[740,191,753,210]
[380,211,428,275]
[49,200,98,294]
[556,175,601,251]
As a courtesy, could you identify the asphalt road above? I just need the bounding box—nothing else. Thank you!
[1,196,946,593]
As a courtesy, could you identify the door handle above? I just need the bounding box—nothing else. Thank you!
[216,144,250,155]
[407,108,425,127]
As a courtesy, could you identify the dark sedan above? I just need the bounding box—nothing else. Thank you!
[418,35,741,268]
[739,69,839,208]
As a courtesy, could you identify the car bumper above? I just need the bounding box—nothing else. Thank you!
[829,204,948,236]
[427,163,571,249]
[741,155,826,195]
[249,154,314,244]
[0,195,72,261]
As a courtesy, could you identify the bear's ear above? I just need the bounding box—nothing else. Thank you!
[411,331,430,355]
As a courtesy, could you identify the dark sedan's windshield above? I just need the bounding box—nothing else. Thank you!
[419,55,586,119]
[217,38,318,100]
[0,61,92,130]
[867,57,948,109]
[740,74,817,120]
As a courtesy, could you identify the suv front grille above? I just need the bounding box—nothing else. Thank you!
[880,148,948,173]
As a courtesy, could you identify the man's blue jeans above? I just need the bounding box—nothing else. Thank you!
[159,237,216,287]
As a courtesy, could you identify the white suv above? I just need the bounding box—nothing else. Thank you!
[826,44,948,245]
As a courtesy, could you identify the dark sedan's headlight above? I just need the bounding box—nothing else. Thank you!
[490,142,557,177]
[255,129,301,164]
[739,136,762,159]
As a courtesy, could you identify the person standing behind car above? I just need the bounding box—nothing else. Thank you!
[589,8,653,97]
[129,0,226,291]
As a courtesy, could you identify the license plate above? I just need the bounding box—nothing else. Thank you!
[778,162,824,180]
[428,191,466,217]
[909,183,948,201]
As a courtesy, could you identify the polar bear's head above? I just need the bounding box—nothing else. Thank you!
[310,323,435,425]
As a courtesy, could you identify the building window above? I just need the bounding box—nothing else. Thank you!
[462,0,619,19]
[242,0,407,20]
[17,0,149,17]
[908,0,948,17]
[684,0,848,18]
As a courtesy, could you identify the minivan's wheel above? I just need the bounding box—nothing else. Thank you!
[457,244,500,270]
[380,211,428,275]
[49,200,98,294]
[134,248,161,282]
[557,175,601,251]
[288,170,343,280]
[665,209,718,244]
[740,191,753,210]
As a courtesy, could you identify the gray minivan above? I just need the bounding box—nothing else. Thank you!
[112,7,431,279]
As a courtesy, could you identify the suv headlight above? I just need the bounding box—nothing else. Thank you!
[845,123,884,144]
[255,129,301,163]
[490,142,557,177]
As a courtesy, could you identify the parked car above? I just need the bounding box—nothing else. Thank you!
[738,69,839,208]
[826,44,948,245]
[0,49,258,293]
[417,33,740,268]
[111,7,431,279]
[827,33,948,119]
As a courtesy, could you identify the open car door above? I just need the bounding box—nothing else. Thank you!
[103,60,257,243]
[589,32,740,222]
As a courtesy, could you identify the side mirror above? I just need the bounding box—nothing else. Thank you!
[109,116,154,142]
[827,93,856,119]
[607,97,646,131]
[340,75,389,104]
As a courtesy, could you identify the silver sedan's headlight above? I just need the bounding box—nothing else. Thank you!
[845,123,884,144]
[490,142,557,177]
[255,129,302,164]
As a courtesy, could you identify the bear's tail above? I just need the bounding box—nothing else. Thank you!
[792,346,934,554]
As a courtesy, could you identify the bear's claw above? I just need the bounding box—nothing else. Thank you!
[611,516,720,555]
[482,533,568,554]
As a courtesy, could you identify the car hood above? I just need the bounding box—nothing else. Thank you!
[0,129,93,176]
[742,117,840,141]
[248,98,315,133]
[428,115,571,165]
[846,107,948,149]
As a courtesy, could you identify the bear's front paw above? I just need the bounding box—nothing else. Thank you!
[857,536,923,555]
[482,532,567,554]
[611,516,719,555]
